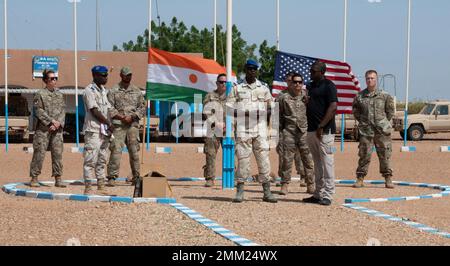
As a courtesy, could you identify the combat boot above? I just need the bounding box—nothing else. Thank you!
[107,178,116,187]
[84,182,93,195]
[54,176,67,188]
[29,177,40,187]
[385,176,394,189]
[232,183,245,203]
[204,179,215,187]
[262,182,278,203]
[299,177,307,187]
[306,184,315,194]
[353,177,365,188]
[279,183,289,196]
[97,179,109,194]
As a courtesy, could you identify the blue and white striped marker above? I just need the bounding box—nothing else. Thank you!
[343,204,450,239]
[1,180,176,204]
[156,147,172,154]
[72,147,129,153]
[440,146,450,152]
[401,146,417,152]
[342,179,450,240]
[170,203,259,246]
[197,146,204,153]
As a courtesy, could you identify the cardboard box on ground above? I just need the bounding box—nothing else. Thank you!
[129,167,173,198]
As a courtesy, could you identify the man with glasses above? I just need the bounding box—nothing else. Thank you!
[29,69,66,188]
[277,73,314,195]
[275,72,312,192]
[302,61,338,206]
[227,59,277,203]
[352,70,395,189]
[106,66,146,187]
[82,65,113,195]
[202,73,228,187]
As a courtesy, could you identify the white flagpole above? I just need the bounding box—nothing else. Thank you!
[142,0,152,160]
[276,0,280,50]
[340,0,348,152]
[222,0,234,190]
[213,0,217,61]
[4,0,8,152]
[403,0,411,146]
[73,0,79,148]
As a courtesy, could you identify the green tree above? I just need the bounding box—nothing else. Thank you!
[258,40,277,85]
[113,17,258,77]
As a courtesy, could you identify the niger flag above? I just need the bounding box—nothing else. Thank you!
[146,48,235,103]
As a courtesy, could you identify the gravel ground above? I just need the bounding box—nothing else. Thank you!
[1,133,450,246]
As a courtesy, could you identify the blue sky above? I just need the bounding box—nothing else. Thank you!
[1,0,449,101]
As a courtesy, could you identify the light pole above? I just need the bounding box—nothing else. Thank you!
[340,0,348,152]
[213,0,217,61]
[403,0,412,147]
[69,0,80,148]
[276,0,280,50]
[3,0,8,152]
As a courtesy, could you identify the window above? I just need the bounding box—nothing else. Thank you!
[435,105,449,116]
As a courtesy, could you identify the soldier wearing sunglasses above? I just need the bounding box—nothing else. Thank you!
[202,73,228,187]
[29,69,66,188]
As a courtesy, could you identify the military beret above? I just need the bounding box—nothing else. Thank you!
[245,59,259,69]
[91,65,108,74]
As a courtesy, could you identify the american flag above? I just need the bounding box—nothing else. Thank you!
[272,51,360,114]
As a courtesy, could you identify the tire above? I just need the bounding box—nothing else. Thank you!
[407,125,424,141]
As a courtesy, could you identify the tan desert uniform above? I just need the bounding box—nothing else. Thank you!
[83,83,111,185]
[227,79,272,183]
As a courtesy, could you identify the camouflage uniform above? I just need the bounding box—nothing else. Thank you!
[277,90,314,185]
[276,90,306,181]
[29,88,65,179]
[83,83,111,184]
[227,79,272,184]
[352,88,395,178]
[202,90,227,181]
[106,82,146,181]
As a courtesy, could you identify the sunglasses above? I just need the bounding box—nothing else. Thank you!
[99,73,108,77]
[47,77,58,81]
[217,81,227,84]
[247,67,258,71]
[292,80,303,85]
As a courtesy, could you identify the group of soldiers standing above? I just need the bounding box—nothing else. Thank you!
[202,59,396,205]
[28,59,395,203]
[29,66,145,195]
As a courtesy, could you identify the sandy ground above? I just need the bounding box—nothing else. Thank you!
[1,133,450,246]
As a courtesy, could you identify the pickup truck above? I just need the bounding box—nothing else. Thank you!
[392,101,450,141]
[0,94,31,142]
[335,114,359,140]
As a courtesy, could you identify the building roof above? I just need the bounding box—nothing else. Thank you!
[0,49,203,90]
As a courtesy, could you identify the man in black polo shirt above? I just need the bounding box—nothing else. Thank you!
[302,61,338,206]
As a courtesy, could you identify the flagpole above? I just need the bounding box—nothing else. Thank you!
[4,0,8,153]
[213,0,217,61]
[144,0,152,154]
[175,102,179,144]
[403,0,411,146]
[73,0,79,148]
[340,0,348,152]
[222,0,235,190]
[276,0,280,51]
